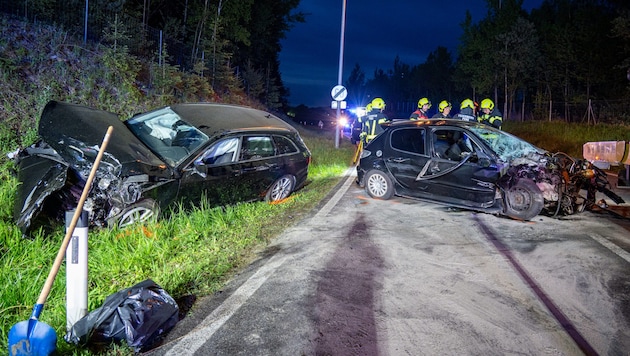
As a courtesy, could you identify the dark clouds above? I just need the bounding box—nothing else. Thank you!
[279,0,543,107]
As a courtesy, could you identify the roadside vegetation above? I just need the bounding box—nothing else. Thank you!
[504,121,630,158]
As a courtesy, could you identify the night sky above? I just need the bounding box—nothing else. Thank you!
[279,0,544,108]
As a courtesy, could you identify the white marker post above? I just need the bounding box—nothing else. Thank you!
[65,210,89,330]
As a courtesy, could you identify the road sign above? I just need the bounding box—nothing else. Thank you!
[331,85,347,101]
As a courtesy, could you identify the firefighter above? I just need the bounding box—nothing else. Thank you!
[410,97,431,120]
[478,98,503,129]
[360,97,389,143]
[432,100,452,118]
[454,99,477,121]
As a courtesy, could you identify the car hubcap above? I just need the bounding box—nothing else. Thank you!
[119,207,154,227]
[270,177,292,201]
[508,187,532,212]
[368,174,388,197]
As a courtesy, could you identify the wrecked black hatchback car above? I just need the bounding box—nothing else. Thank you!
[12,101,311,235]
[356,119,624,220]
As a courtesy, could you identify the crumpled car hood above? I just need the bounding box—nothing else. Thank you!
[39,101,167,173]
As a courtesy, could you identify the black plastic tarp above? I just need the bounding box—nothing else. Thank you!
[65,279,179,352]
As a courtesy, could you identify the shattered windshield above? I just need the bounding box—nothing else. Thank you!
[469,125,543,162]
[126,107,209,166]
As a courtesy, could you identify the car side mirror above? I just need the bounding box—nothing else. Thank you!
[192,159,208,177]
[472,151,492,167]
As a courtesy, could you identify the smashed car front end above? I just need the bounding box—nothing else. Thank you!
[12,101,175,235]
[12,138,171,235]
[468,124,624,217]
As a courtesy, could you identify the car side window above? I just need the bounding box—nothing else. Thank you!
[432,129,474,161]
[390,128,425,155]
[273,135,298,155]
[197,137,239,165]
[240,136,275,161]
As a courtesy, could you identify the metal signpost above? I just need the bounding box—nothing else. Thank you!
[333,0,347,149]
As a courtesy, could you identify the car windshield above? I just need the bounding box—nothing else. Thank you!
[468,125,542,162]
[126,107,210,166]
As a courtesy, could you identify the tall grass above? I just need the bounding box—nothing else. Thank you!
[504,120,630,157]
[0,126,355,355]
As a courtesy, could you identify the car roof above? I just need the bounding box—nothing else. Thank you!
[168,103,296,136]
[385,118,484,129]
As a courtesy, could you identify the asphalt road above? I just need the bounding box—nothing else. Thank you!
[144,170,630,355]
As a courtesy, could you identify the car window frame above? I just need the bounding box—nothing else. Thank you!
[388,127,428,156]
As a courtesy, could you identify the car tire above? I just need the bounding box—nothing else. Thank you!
[503,179,544,220]
[116,199,159,228]
[266,175,296,202]
[365,170,394,200]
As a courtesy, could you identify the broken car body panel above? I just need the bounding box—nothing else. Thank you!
[13,101,310,235]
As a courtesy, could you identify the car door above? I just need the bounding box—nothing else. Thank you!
[178,136,246,207]
[237,135,284,198]
[382,127,432,196]
[416,128,499,207]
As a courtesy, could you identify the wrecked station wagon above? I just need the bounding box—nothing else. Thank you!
[11,101,311,235]
[356,119,624,220]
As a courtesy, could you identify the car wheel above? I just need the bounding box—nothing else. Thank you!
[266,175,296,202]
[503,179,544,220]
[365,170,394,200]
[117,199,159,228]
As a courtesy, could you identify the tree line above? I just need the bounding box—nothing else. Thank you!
[2,0,630,123]
[345,0,630,123]
[0,0,303,110]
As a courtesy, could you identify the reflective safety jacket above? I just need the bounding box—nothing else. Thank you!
[362,111,388,143]
[477,108,503,129]
[454,107,476,122]
[409,109,429,120]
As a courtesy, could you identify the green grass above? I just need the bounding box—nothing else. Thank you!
[0,127,355,355]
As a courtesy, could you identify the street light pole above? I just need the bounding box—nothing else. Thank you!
[335,0,347,149]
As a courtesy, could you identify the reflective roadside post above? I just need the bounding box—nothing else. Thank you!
[65,210,89,331]
[334,0,347,149]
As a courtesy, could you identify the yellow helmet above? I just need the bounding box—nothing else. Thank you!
[417,97,431,108]
[371,97,386,110]
[438,100,452,113]
[480,98,494,110]
[365,103,373,112]
[460,99,474,110]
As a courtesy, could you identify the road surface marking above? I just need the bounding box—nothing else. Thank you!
[314,167,356,219]
[589,233,630,263]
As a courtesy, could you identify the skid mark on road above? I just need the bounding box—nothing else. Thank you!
[313,214,384,355]
[474,215,599,356]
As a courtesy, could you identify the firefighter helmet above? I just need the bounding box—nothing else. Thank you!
[365,103,373,113]
[480,98,495,111]
[438,100,452,113]
[417,97,431,109]
[371,97,386,110]
[460,99,475,110]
